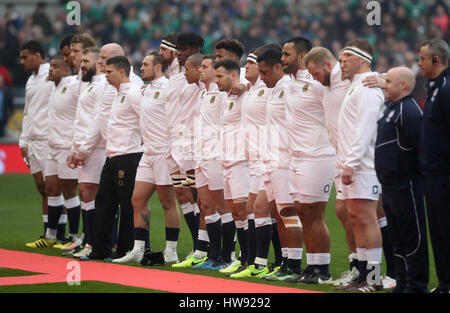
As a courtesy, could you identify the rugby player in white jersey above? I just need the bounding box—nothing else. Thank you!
[65,47,106,257]
[304,46,396,288]
[113,52,181,263]
[159,33,203,257]
[229,44,285,278]
[58,34,96,253]
[42,56,80,249]
[336,39,385,292]
[212,59,251,271]
[177,54,229,270]
[19,41,56,248]
[214,39,249,87]
[233,49,299,280]
[281,37,335,284]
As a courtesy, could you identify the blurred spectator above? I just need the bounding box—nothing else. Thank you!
[0,73,13,137]
[0,0,448,91]
[31,2,53,37]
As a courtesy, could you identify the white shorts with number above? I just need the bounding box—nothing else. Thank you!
[45,148,78,179]
[223,161,249,200]
[195,160,224,190]
[27,140,49,175]
[340,173,381,201]
[289,159,334,203]
[78,148,106,184]
[135,153,172,185]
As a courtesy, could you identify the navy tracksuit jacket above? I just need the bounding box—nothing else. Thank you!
[420,67,450,291]
[375,94,429,292]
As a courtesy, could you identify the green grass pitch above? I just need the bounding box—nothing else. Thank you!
[0,174,438,293]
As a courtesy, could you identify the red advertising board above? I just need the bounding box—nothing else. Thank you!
[0,143,30,174]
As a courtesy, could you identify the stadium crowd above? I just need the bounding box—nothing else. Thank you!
[1,0,449,91]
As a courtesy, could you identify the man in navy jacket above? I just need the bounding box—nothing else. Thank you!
[375,67,429,293]
[418,38,450,293]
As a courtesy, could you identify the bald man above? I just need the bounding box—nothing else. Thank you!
[374,67,429,293]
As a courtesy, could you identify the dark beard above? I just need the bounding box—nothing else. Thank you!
[81,66,96,82]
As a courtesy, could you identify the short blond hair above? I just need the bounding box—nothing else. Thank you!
[303,47,336,67]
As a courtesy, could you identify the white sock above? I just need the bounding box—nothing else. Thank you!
[378,217,387,228]
[45,228,57,240]
[315,253,331,265]
[356,247,367,262]
[192,202,200,215]
[307,253,315,265]
[366,247,383,265]
[134,240,145,251]
[349,253,358,262]
[288,248,303,260]
[58,214,67,224]
[254,257,268,267]
[181,202,194,215]
[165,240,177,251]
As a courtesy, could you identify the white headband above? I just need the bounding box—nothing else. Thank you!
[247,53,257,63]
[343,46,372,64]
[161,40,177,52]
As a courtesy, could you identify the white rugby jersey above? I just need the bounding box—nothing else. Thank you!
[194,82,227,161]
[72,74,107,153]
[105,82,143,158]
[286,69,335,161]
[165,59,187,137]
[242,76,271,174]
[221,91,249,166]
[323,63,351,151]
[264,75,291,171]
[47,75,79,149]
[337,72,385,174]
[78,69,143,155]
[173,81,204,164]
[19,63,54,148]
[140,76,170,155]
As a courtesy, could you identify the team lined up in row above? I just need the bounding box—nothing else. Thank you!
[19,32,450,293]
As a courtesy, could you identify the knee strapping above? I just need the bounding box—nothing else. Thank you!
[281,215,302,228]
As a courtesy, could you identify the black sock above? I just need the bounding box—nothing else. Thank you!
[350,258,359,271]
[43,220,48,237]
[183,210,198,251]
[380,225,396,278]
[288,258,302,274]
[247,218,256,265]
[57,218,66,241]
[236,226,248,265]
[358,260,368,280]
[81,209,87,246]
[67,205,81,238]
[165,227,180,242]
[206,220,222,261]
[135,227,149,249]
[196,238,209,255]
[255,224,272,262]
[316,264,330,276]
[271,221,282,266]
[221,220,236,263]
[47,204,63,238]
